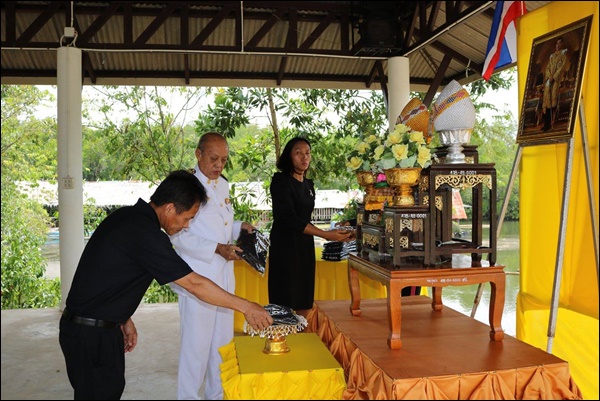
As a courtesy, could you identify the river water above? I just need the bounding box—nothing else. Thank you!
[42,220,520,336]
[442,220,520,337]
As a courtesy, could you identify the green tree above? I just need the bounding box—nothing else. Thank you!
[82,125,131,181]
[1,86,57,181]
[1,179,60,309]
[194,87,250,140]
[1,85,60,309]
[197,87,388,189]
[227,124,275,182]
[472,113,520,221]
[87,85,205,184]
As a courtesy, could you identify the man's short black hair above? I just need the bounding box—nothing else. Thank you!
[150,170,208,213]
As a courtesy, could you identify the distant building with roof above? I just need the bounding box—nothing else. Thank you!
[19,181,361,224]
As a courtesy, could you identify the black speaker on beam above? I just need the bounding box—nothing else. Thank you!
[360,17,398,48]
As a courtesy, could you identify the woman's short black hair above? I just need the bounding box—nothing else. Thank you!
[276,137,311,174]
[150,170,208,213]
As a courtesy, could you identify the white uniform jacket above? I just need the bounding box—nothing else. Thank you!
[169,168,242,296]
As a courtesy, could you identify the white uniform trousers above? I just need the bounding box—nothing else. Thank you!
[176,295,234,400]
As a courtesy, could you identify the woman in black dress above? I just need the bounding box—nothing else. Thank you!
[268,137,352,318]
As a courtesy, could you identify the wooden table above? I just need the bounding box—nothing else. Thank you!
[348,252,506,349]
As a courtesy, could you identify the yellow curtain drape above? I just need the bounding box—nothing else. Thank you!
[517,3,599,399]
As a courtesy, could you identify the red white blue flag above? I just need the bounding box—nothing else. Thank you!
[482,1,527,81]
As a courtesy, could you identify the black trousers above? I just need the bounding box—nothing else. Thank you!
[59,318,125,400]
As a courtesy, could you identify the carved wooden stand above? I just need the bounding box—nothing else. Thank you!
[348,253,506,349]
[425,163,497,265]
[351,154,502,350]
[356,162,497,267]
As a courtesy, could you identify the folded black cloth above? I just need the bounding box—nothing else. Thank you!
[236,229,269,276]
[322,254,349,261]
[323,242,345,251]
[321,239,356,261]
[323,250,350,256]
[323,241,356,250]
[264,304,299,326]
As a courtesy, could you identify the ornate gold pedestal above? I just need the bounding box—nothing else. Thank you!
[263,335,290,355]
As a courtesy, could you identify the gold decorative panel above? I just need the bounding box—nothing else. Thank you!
[435,173,492,190]
[385,217,393,233]
[400,219,413,231]
[367,214,380,223]
[399,236,409,249]
[422,195,443,211]
[435,196,443,211]
[363,233,378,247]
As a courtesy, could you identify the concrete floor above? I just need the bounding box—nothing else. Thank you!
[1,303,182,400]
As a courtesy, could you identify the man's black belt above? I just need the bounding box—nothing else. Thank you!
[62,309,121,329]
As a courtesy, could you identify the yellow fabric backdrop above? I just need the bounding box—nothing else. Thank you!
[517,3,599,399]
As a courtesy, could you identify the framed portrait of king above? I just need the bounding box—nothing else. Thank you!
[516,16,592,144]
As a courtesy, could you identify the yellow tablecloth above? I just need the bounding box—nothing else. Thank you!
[233,248,387,332]
[313,248,388,301]
[219,333,346,400]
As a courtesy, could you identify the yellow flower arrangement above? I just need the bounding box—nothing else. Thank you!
[345,133,383,172]
[375,123,434,170]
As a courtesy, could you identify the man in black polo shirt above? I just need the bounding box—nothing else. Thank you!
[59,170,272,400]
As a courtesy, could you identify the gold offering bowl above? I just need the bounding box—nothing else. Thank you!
[356,170,377,187]
[384,167,422,207]
[263,335,290,355]
[356,170,379,205]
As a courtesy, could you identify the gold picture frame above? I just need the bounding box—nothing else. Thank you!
[516,16,593,144]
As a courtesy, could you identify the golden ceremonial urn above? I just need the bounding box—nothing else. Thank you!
[384,167,422,207]
[356,171,377,192]
[356,170,380,207]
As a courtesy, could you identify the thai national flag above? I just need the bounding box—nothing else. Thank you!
[482,1,527,81]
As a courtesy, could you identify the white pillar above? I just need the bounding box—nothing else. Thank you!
[387,56,411,131]
[57,46,85,310]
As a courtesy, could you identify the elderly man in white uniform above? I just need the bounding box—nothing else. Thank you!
[170,132,254,400]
